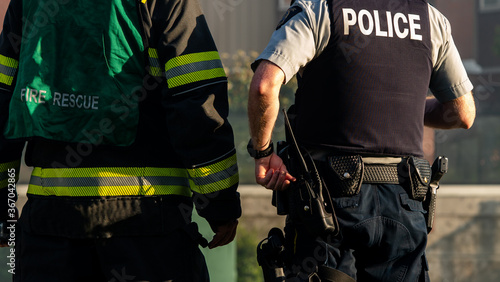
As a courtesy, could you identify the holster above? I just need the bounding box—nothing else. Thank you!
[281,145,338,237]
[322,154,431,201]
[273,110,339,238]
[423,156,448,233]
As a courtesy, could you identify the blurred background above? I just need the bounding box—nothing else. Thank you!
[1,0,499,281]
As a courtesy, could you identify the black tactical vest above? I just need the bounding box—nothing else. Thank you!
[293,0,432,157]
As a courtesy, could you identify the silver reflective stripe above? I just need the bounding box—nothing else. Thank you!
[148,48,162,77]
[149,56,161,69]
[0,64,16,78]
[190,163,238,186]
[165,59,223,80]
[30,175,190,187]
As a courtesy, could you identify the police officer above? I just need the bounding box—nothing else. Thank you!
[248,0,475,281]
[0,0,241,281]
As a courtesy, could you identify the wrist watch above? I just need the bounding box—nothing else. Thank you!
[247,139,274,159]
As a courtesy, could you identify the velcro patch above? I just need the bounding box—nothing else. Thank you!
[276,6,303,30]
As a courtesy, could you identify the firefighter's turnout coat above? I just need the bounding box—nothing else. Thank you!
[0,0,241,238]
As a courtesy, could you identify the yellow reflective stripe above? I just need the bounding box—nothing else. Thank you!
[188,153,239,194]
[148,48,162,77]
[142,167,188,177]
[165,51,226,88]
[168,68,226,88]
[0,73,15,86]
[141,0,147,3]
[0,160,21,173]
[189,154,237,177]
[27,184,191,197]
[0,54,19,69]
[190,172,239,194]
[0,55,18,86]
[149,67,162,77]
[166,51,220,69]
[148,48,158,59]
[0,160,20,188]
[31,167,188,178]
[28,167,193,197]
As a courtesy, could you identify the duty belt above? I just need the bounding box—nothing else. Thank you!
[323,155,431,200]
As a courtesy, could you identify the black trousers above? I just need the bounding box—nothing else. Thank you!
[14,224,209,282]
[14,196,209,282]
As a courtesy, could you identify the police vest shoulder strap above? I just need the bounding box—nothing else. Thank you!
[317,265,356,282]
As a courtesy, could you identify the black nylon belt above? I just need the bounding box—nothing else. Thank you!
[361,157,404,184]
[363,163,401,184]
[310,151,410,185]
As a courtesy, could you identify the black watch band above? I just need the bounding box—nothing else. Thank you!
[247,139,274,159]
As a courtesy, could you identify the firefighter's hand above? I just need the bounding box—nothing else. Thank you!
[1,208,18,247]
[208,219,238,249]
[0,220,11,247]
[255,152,295,191]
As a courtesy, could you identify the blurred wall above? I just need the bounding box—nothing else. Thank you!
[198,0,278,56]
[432,0,476,60]
[240,185,500,282]
[433,0,500,68]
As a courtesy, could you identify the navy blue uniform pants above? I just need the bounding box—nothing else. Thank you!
[284,183,430,282]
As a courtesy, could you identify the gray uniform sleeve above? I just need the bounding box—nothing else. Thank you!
[254,0,330,84]
[428,4,474,102]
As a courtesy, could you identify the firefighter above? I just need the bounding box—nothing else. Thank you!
[0,0,241,281]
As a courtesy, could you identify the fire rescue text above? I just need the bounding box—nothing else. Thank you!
[20,87,99,110]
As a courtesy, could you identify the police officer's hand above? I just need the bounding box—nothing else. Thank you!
[208,219,238,249]
[255,152,295,191]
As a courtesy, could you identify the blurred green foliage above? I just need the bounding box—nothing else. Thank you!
[0,248,14,281]
[236,226,264,282]
[494,25,500,58]
[222,50,296,114]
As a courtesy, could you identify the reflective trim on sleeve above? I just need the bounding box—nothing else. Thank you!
[188,153,239,194]
[148,48,162,77]
[27,167,192,197]
[0,160,21,188]
[0,55,19,86]
[165,51,226,88]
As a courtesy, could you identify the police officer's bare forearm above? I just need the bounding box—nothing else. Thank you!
[248,60,295,191]
[424,91,476,129]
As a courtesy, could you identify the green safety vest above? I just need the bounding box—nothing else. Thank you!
[5,0,146,146]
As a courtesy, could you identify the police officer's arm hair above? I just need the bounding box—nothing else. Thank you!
[248,60,286,149]
[424,91,476,129]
